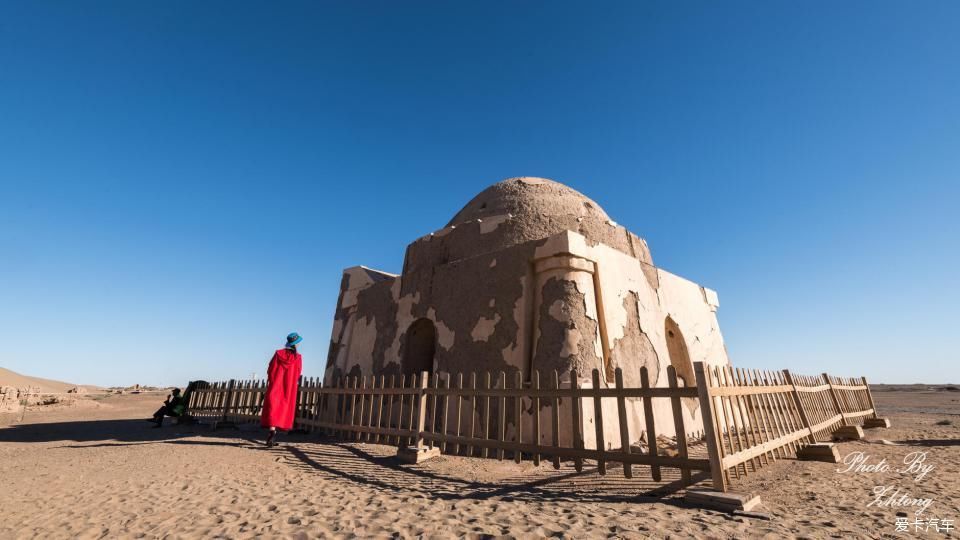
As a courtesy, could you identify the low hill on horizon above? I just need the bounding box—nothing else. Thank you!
[0,367,102,393]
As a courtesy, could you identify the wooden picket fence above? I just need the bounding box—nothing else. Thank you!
[187,361,882,492]
[694,363,880,491]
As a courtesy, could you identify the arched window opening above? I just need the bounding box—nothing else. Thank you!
[402,318,436,377]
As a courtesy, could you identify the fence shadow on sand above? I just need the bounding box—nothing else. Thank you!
[269,436,711,505]
[0,417,706,506]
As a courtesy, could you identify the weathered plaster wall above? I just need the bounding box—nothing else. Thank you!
[324,266,399,382]
[425,244,532,376]
[530,256,605,380]
[531,230,728,446]
[328,238,540,385]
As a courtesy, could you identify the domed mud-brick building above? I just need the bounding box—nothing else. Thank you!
[325,177,731,445]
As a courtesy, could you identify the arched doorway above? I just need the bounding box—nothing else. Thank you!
[664,316,694,387]
[402,318,436,377]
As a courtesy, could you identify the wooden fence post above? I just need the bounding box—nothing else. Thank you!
[467,372,476,457]
[222,379,236,423]
[823,373,847,426]
[443,373,452,453]
[356,376,367,442]
[551,370,561,470]
[570,369,583,473]
[455,373,464,455]
[292,375,302,430]
[514,370,523,464]
[862,376,879,419]
[614,368,632,479]
[405,375,416,447]
[783,370,816,443]
[693,362,726,492]
[497,371,507,461]
[591,369,607,475]
[640,366,659,482]
[482,372,491,458]
[414,370,429,448]
[186,386,198,414]
[666,366,690,484]
[531,371,540,466]
[317,377,327,429]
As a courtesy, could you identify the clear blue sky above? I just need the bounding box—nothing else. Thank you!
[1,2,957,387]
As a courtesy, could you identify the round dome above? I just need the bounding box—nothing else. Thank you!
[400,177,649,278]
[446,177,611,227]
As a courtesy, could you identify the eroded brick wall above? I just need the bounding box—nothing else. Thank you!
[0,386,22,413]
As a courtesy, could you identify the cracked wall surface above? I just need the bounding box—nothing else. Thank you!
[532,276,602,377]
[609,292,660,388]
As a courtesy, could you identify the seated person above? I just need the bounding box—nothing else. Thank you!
[149,388,185,427]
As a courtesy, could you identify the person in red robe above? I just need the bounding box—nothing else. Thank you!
[261,332,303,447]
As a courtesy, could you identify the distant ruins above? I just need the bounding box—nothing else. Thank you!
[324,177,731,443]
[0,387,24,413]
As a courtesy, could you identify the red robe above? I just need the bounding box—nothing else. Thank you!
[260,348,303,430]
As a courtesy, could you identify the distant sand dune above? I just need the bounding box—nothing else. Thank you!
[0,367,99,393]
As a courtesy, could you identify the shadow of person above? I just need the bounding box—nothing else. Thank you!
[0,418,250,445]
[897,439,960,447]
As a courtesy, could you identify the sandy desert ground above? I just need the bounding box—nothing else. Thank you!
[0,387,957,539]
